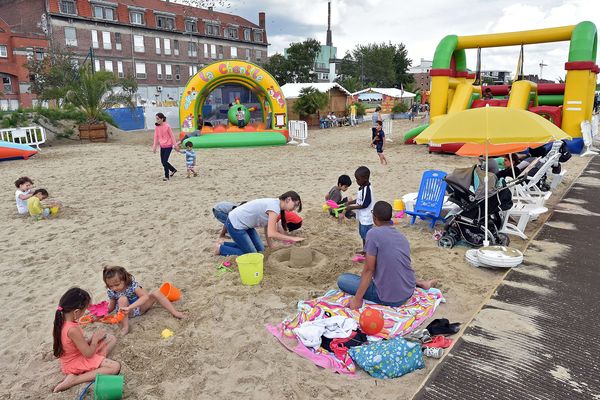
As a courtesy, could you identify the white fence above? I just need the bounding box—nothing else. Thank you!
[383,119,393,142]
[288,120,309,146]
[0,126,46,150]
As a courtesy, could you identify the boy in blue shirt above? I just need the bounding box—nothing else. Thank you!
[179,141,198,178]
[371,121,388,165]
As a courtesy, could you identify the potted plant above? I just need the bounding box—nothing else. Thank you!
[293,87,329,127]
[391,102,410,119]
[66,66,136,142]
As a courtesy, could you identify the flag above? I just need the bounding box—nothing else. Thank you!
[400,83,404,97]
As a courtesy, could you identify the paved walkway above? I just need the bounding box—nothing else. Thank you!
[415,156,600,400]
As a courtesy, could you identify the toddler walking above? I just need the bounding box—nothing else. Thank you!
[52,287,120,392]
[103,266,184,335]
[179,141,198,178]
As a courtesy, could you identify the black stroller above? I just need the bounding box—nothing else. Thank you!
[438,166,513,248]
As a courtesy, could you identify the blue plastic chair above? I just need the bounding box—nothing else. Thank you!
[405,170,448,228]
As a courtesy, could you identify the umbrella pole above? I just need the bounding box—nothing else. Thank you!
[484,139,490,247]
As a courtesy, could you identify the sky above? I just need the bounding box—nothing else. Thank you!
[207,0,599,84]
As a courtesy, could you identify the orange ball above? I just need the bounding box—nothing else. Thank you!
[359,308,384,335]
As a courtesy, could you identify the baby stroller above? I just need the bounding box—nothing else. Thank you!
[438,166,513,248]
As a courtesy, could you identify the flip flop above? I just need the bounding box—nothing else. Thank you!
[352,254,366,263]
[422,335,453,349]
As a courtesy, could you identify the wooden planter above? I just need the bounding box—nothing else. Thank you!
[79,122,107,142]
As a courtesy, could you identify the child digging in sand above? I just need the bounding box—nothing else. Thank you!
[27,188,61,220]
[103,266,184,335]
[53,287,120,393]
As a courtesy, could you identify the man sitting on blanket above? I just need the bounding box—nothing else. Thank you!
[338,200,438,310]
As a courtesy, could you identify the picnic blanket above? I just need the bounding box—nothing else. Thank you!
[266,288,445,375]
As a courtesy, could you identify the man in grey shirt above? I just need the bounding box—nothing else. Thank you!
[337,201,437,309]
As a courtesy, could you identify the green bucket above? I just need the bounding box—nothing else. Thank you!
[94,374,123,400]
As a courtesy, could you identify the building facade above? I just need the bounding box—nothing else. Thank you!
[0,0,269,107]
[408,58,432,92]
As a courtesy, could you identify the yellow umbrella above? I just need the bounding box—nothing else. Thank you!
[416,106,571,246]
[416,106,571,145]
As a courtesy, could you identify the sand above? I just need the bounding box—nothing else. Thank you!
[0,118,590,399]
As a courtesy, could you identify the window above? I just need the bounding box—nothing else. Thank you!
[64,27,77,46]
[102,32,111,50]
[2,76,12,93]
[134,35,144,52]
[91,30,99,49]
[94,59,101,72]
[245,48,250,60]
[59,0,76,15]
[189,65,198,76]
[175,65,180,80]
[255,49,262,61]
[156,15,175,30]
[203,43,208,58]
[136,62,146,79]
[210,44,217,59]
[0,45,8,58]
[156,64,162,79]
[155,37,161,54]
[130,11,144,25]
[173,40,179,56]
[93,4,114,20]
[226,27,238,39]
[243,29,250,41]
[115,32,122,50]
[230,46,237,58]
[205,24,220,36]
[254,31,263,42]
[104,60,113,72]
[35,49,44,60]
[188,42,197,57]
[217,45,223,59]
[117,61,124,78]
[185,20,197,32]
[164,39,171,55]
[165,64,172,80]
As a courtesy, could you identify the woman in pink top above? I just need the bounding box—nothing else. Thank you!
[52,287,120,393]
[152,112,178,181]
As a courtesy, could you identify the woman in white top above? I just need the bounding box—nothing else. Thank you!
[216,191,305,256]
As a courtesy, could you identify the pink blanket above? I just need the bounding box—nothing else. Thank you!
[266,288,445,375]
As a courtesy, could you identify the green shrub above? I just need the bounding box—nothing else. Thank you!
[392,102,409,113]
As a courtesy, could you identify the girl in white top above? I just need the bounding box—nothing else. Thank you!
[14,176,34,215]
[216,191,304,256]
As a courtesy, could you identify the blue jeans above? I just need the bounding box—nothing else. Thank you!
[213,208,229,224]
[337,273,409,307]
[219,218,265,256]
[359,223,373,241]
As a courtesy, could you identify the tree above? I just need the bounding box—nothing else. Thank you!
[262,39,321,85]
[293,87,328,117]
[65,65,137,124]
[26,45,79,102]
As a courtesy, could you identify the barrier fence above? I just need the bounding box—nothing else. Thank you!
[288,120,309,146]
[0,126,46,149]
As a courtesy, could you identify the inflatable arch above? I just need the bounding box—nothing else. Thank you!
[179,60,289,148]
[407,22,598,153]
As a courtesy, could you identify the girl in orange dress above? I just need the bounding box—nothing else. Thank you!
[52,287,120,393]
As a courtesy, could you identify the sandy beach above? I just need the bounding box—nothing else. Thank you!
[0,118,589,399]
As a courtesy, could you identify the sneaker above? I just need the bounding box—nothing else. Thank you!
[423,347,444,359]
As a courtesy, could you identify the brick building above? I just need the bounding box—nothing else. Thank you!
[0,0,268,107]
[408,58,432,92]
[0,0,49,109]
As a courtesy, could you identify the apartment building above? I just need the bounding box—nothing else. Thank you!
[0,0,269,106]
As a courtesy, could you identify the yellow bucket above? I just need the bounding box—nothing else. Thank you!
[393,199,404,211]
[236,253,264,286]
[50,206,59,215]
[322,204,330,213]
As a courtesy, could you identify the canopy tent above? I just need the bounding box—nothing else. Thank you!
[352,88,416,99]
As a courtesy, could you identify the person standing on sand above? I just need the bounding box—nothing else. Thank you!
[338,201,437,310]
[152,113,178,181]
[371,106,382,145]
[350,103,357,126]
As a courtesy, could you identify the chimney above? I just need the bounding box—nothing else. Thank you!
[326,1,332,46]
[208,6,213,11]
[258,12,265,29]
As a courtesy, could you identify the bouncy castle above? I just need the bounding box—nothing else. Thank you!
[405,21,598,154]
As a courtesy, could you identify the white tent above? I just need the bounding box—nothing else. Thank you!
[352,87,416,99]
[281,82,351,99]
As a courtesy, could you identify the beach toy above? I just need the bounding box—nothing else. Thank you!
[393,199,405,211]
[352,254,366,263]
[322,204,330,213]
[159,282,181,302]
[88,301,109,317]
[359,308,384,335]
[50,206,59,215]
[93,374,124,400]
[78,310,124,325]
[215,261,234,277]
[394,210,405,219]
[326,200,341,209]
[326,200,346,218]
[236,253,264,286]
[161,328,174,339]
